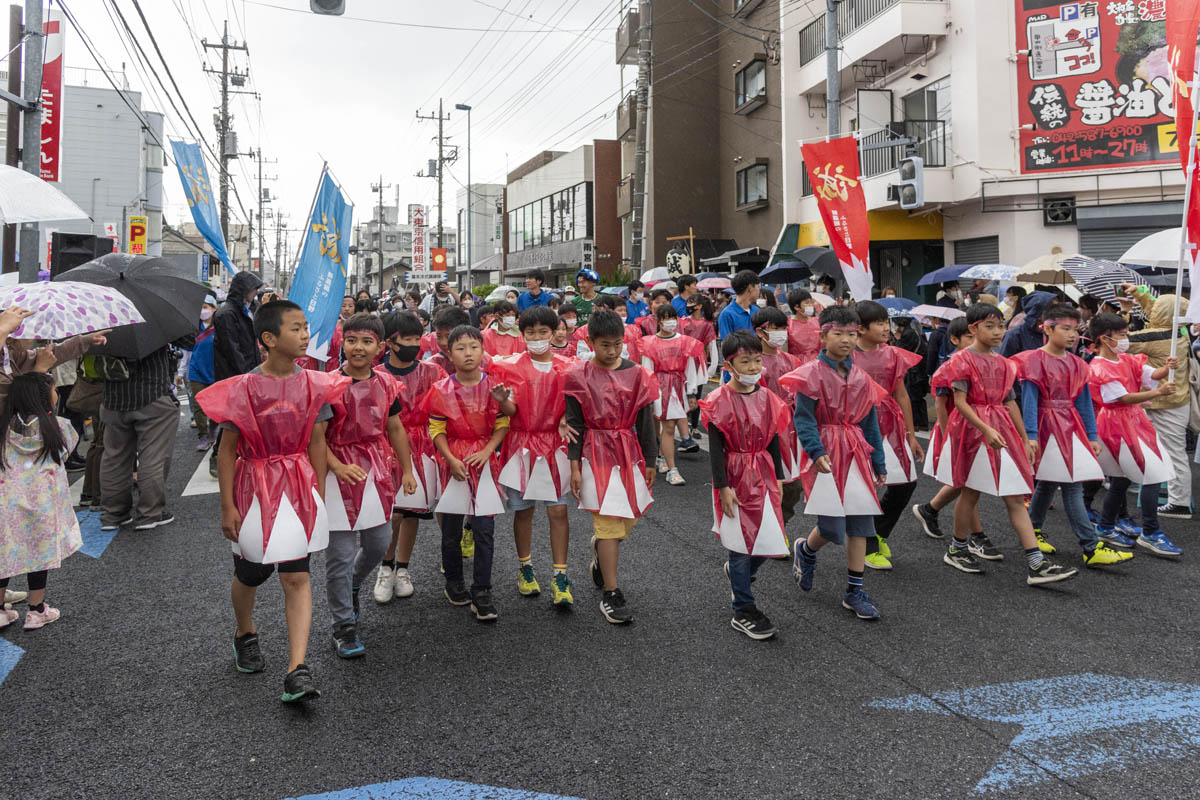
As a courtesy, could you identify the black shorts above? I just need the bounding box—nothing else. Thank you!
[392,508,434,521]
[232,554,310,587]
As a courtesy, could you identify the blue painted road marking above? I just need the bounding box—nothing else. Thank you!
[866,673,1200,794]
[76,511,118,558]
[288,777,584,800]
[0,638,24,688]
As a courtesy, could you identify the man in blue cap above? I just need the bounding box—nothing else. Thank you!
[572,268,600,325]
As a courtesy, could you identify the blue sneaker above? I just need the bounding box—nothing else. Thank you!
[331,624,365,659]
[1115,517,1143,538]
[842,588,880,620]
[1086,508,1100,526]
[1096,525,1136,549]
[1137,530,1183,557]
[792,540,816,592]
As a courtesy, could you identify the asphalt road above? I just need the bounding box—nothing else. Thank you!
[3,408,1199,800]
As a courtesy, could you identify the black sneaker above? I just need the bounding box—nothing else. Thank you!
[64,454,86,472]
[331,624,366,658]
[233,632,265,673]
[100,516,133,532]
[943,546,984,574]
[731,606,776,640]
[912,503,943,539]
[444,580,471,606]
[134,511,175,531]
[678,436,701,453]
[1157,502,1192,519]
[1027,560,1079,586]
[209,456,218,479]
[589,536,604,588]
[470,590,499,622]
[600,588,632,624]
[967,532,1004,561]
[281,664,320,703]
[351,585,361,621]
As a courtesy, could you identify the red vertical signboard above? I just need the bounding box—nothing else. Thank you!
[39,10,65,183]
[1166,0,1200,286]
[798,136,873,301]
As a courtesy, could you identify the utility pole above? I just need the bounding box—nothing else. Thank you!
[202,20,247,249]
[629,0,651,273]
[370,175,392,297]
[273,210,286,289]
[251,148,276,280]
[825,0,841,137]
[3,5,23,275]
[17,0,42,282]
[416,99,458,269]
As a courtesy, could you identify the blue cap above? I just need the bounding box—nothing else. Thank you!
[576,268,599,283]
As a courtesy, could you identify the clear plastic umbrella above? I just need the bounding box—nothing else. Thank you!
[0,165,88,223]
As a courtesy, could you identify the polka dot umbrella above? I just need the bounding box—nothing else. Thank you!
[0,280,144,339]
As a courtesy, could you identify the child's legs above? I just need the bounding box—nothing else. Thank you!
[231,556,274,636]
[22,571,48,608]
[1100,477,1132,526]
[440,513,466,583]
[547,502,570,565]
[727,551,764,611]
[1028,480,1058,530]
[325,530,357,629]
[353,523,393,588]
[513,506,535,559]
[1082,479,1102,511]
[805,525,832,552]
[1139,482,1162,532]
[1002,495,1038,550]
[592,513,634,591]
[660,420,677,469]
[845,515,874,573]
[1059,482,1099,550]
[394,515,422,563]
[873,481,916,542]
[278,561,313,672]
[469,516,496,593]
[930,485,960,512]
[780,479,804,525]
[188,381,211,436]
[953,488,981,539]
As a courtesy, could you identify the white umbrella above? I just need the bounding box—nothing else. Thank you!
[485,284,517,303]
[959,264,1019,281]
[640,266,669,282]
[0,165,89,224]
[910,304,965,321]
[1119,228,1183,269]
[810,292,836,308]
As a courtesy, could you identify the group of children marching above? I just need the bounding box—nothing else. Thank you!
[187,287,1181,703]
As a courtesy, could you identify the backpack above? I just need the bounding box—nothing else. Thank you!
[81,354,131,382]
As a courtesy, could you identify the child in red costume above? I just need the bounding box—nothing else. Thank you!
[852,301,925,572]
[635,288,672,337]
[572,294,643,362]
[426,325,517,622]
[751,307,803,532]
[786,288,821,364]
[702,331,790,640]
[639,303,706,487]
[482,300,524,358]
[549,310,580,361]
[426,306,493,374]
[782,305,886,621]
[935,303,1078,586]
[374,311,446,604]
[564,310,659,625]
[199,300,351,703]
[492,306,576,606]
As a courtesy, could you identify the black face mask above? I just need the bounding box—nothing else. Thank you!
[391,343,420,363]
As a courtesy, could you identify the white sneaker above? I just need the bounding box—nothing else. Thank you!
[656,456,669,474]
[373,565,395,604]
[393,567,415,598]
[4,589,27,605]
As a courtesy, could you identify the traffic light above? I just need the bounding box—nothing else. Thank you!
[897,156,924,210]
[310,0,345,15]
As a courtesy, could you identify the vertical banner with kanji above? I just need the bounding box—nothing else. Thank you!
[170,140,235,275]
[411,206,428,272]
[1166,0,1200,294]
[39,10,64,182]
[799,136,873,301]
[288,168,354,360]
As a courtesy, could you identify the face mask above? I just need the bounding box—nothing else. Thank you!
[462,301,473,309]
[661,319,678,333]
[734,369,762,386]
[200,308,214,322]
[804,306,816,317]
[501,316,516,328]
[632,292,643,303]
[1112,337,1130,354]
[884,293,895,299]
[767,330,788,348]
[392,343,420,362]
[563,318,577,329]
[755,298,768,307]
[526,339,551,355]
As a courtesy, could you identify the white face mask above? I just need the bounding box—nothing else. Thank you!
[735,369,762,386]
[1112,336,1130,354]
[563,318,577,329]
[200,308,214,322]
[501,316,516,328]
[526,339,551,355]
[661,319,678,333]
[632,292,643,303]
[884,293,895,299]
[804,306,817,317]
[755,298,768,307]
[767,330,788,348]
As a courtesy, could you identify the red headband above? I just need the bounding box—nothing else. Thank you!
[820,323,859,333]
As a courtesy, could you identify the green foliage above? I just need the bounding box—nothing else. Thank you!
[602,265,633,287]
[471,283,497,299]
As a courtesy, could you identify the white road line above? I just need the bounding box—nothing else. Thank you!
[182,452,220,496]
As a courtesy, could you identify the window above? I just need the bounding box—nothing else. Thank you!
[385,234,396,244]
[734,59,766,109]
[736,163,768,208]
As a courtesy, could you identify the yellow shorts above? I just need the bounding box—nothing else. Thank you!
[591,513,636,541]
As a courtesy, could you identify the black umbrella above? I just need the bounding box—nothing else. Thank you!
[54,253,209,359]
[759,259,812,283]
[793,246,843,282]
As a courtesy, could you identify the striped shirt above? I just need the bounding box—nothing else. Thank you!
[102,347,179,413]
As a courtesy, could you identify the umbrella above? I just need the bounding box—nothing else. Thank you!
[1016,251,1084,284]
[959,264,1019,281]
[793,246,841,280]
[0,281,144,340]
[1083,266,1150,304]
[0,164,89,224]
[916,265,971,287]
[697,277,731,290]
[54,254,209,360]
[601,285,630,296]
[640,266,669,282]
[759,260,812,283]
[655,279,678,291]
[877,296,917,313]
[1119,228,1182,269]
[910,303,965,321]
[485,284,517,302]
[694,271,727,282]
[1061,256,1121,288]
[810,292,836,308]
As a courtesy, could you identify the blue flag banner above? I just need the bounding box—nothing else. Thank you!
[289,168,353,360]
[169,140,234,276]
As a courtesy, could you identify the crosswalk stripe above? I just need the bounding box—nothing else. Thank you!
[182,454,221,496]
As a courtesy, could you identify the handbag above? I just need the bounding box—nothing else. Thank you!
[66,376,103,414]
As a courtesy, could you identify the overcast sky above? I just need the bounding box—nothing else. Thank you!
[58,0,627,252]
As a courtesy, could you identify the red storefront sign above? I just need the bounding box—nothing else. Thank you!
[39,11,64,183]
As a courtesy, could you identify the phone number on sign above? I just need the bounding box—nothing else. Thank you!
[1022,123,1174,172]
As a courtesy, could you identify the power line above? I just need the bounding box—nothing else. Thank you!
[240,0,607,33]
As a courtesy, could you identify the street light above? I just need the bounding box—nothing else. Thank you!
[455,103,472,284]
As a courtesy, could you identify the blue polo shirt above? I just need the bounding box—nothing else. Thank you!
[517,289,550,311]
[671,294,689,318]
[717,299,754,339]
[625,299,649,324]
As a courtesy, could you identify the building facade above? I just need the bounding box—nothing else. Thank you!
[355,204,457,295]
[456,182,505,285]
[779,0,1186,297]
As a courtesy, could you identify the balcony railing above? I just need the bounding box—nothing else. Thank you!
[800,119,946,197]
[617,176,633,218]
[616,93,637,140]
[799,0,944,65]
[616,9,639,65]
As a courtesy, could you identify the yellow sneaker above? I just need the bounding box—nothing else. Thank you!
[1034,530,1057,554]
[1083,542,1134,567]
[550,572,574,606]
[461,525,475,558]
[517,564,540,596]
[877,536,892,558]
[864,551,893,570]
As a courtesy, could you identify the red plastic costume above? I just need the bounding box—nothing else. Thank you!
[325,367,403,531]
[779,359,882,517]
[196,369,351,563]
[680,316,716,349]
[639,333,706,420]
[759,350,802,481]
[482,327,525,358]
[787,316,821,364]
[853,344,922,484]
[323,321,344,372]
[418,331,439,361]
[700,384,790,556]
[1087,353,1175,483]
[924,371,954,485]
[389,359,446,511]
[427,350,492,375]
[636,315,658,337]
[1011,349,1103,483]
[423,373,507,516]
[935,349,1034,495]
[491,353,572,501]
[563,360,659,519]
[572,323,643,362]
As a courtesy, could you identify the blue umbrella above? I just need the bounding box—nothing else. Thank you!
[758,259,812,283]
[916,265,971,286]
[877,296,917,313]
[694,271,727,282]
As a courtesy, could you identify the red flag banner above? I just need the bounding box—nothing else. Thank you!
[1166,0,1200,285]
[799,136,873,300]
[39,11,65,182]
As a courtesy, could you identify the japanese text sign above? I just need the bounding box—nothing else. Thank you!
[128,216,147,255]
[39,10,64,183]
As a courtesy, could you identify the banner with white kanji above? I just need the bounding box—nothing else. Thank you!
[289,167,354,360]
[799,136,873,302]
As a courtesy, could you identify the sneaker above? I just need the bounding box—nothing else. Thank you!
[551,572,574,606]
[792,539,816,591]
[373,565,395,604]
[281,664,320,703]
[100,516,133,532]
[1027,560,1079,586]
[232,632,265,673]
[517,564,541,596]
[731,605,777,640]
[22,604,60,630]
[842,588,881,620]
[331,624,366,658]
[1157,503,1192,519]
[352,586,361,621]
[134,511,175,531]
[864,551,892,571]
[678,436,701,454]
[665,468,686,486]
[461,524,474,558]
[944,546,985,574]
[3,589,27,605]
[0,608,17,629]
[911,503,944,539]
[1115,517,1143,538]
[1034,529,1057,554]
[1086,508,1101,526]
[877,537,892,558]
[1083,542,1135,567]
[1137,530,1183,557]
[692,429,703,440]
[64,454,85,472]
[196,436,212,452]
[444,580,471,606]
[968,532,1004,561]
[656,456,669,474]
[600,588,632,624]
[208,457,218,479]
[1096,525,1136,549]
[589,535,604,588]
[393,567,414,598]
[470,590,499,622]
